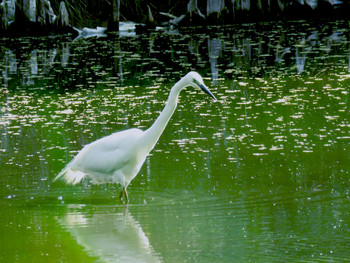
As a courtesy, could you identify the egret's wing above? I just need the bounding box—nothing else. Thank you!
[55,128,144,184]
[91,128,143,150]
[72,128,143,173]
[73,146,130,174]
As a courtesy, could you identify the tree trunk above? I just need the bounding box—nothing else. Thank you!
[56,1,69,27]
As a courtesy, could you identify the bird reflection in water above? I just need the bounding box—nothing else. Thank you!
[58,205,162,262]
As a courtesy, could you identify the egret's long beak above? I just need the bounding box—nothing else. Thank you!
[199,84,217,102]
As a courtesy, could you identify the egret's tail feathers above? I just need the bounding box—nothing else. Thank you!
[54,167,86,185]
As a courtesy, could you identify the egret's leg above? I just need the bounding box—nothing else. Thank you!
[124,187,129,204]
[118,187,129,204]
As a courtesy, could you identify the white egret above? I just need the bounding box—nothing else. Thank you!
[54,71,216,203]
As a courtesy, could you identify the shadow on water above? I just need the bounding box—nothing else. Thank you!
[0,20,350,262]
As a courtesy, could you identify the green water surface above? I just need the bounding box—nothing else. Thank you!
[0,21,349,262]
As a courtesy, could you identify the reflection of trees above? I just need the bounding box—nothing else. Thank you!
[1,22,349,89]
[208,38,223,84]
[1,38,70,87]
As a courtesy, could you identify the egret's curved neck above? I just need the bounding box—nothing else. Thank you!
[140,79,185,154]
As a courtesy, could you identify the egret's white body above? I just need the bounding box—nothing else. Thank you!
[54,71,216,203]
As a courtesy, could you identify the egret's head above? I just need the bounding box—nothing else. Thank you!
[185,71,217,101]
